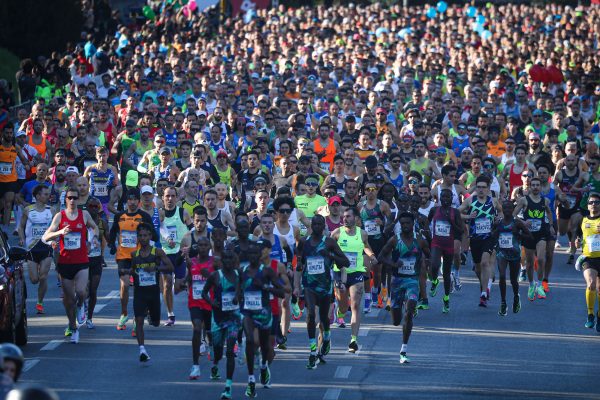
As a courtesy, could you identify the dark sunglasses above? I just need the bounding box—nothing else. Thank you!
[67,196,79,200]
[278,208,293,214]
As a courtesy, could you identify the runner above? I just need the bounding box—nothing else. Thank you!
[459,176,503,307]
[575,192,600,331]
[331,207,376,352]
[42,186,99,343]
[83,146,119,216]
[130,223,174,364]
[295,214,349,368]
[85,197,109,328]
[427,189,463,313]
[202,250,242,399]
[0,123,29,233]
[108,188,155,332]
[240,240,286,398]
[513,177,554,302]
[378,212,429,363]
[493,200,532,316]
[554,154,583,263]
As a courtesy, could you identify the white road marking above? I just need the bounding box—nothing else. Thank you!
[94,304,107,313]
[23,359,40,372]
[334,366,352,379]
[103,290,119,299]
[358,327,370,337]
[323,388,341,400]
[41,340,63,351]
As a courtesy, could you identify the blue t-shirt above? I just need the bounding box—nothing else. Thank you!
[20,180,51,204]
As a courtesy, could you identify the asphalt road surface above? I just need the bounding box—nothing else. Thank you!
[14,235,600,400]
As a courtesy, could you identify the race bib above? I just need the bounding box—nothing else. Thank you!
[474,218,491,235]
[64,232,81,250]
[94,183,108,197]
[344,252,357,269]
[31,222,48,240]
[320,162,330,171]
[566,195,577,209]
[192,280,205,300]
[244,291,262,311]
[399,256,416,275]
[138,270,157,286]
[499,233,513,249]
[0,162,12,175]
[434,221,451,237]
[88,228,101,257]
[167,225,178,241]
[529,219,542,232]
[121,230,137,248]
[364,220,381,236]
[336,188,346,197]
[588,234,600,253]
[222,292,239,311]
[306,256,325,275]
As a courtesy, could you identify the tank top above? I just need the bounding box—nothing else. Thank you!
[496,219,520,260]
[207,209,227,232]
[160,207,188,255]
[524,195,548,234]
[134,138,152,158]
[328,174,348,197]
[28,136,47,159]
[269,259,281,316]
[582,216,600,257]
[115,212,146,260]
[212,269,241,325]
[392,235,421,278]
[131,247,160,288]
[541,183,557,223]
[182,198,202,218]
[409,158,431,185]
[58,209,88,264]
[313,138,336,172]
[325,216,343,234]
[89,166,115,203]
[262,235,286,263]
[508,162,527,194]
[388,170,404,193]
[557,167,580,210]
[334,228,365,273]
[580,174,600,209]
[273,223,295,254]
[469,196,495,240]
[153,164,172,185]
[163,128,177,148]
[121,134,137,164]
[241,264,271,314]
[216,165,232,187]
[188,257,214,310]
[301,236,333,295]
[436,184,461,208]
[430,207,455,250]
[452,135,470,157]
[25,205,53,248]
[418,202,435,219]
[360,200,384,239]
[0,145,17,182]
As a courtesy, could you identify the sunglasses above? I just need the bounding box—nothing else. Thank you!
[476,186,488,189]
[365,187,378,192]
[155,140,165,144]
[278,208,293,214]
[408,179,419,184]
[324,192,336,197]
[67,196,79,200]
[305,181,319,187]
[483,164,495,169]
[589,200,600,205]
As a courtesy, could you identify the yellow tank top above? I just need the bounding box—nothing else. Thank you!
[216,165,232,187]
[582,216,600,258]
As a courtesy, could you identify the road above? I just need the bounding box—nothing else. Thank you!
[15,236,600,400]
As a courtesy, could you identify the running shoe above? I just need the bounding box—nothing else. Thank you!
[211,366,220,380]
[76,304,86,325]
[200,340,207,355]
[478,295,487,308]
[64,327,73,337]
[377,292,384,308]
[70,329,79,344]
[513,295,521,314]
[454,274,462,291]
[399,352,410,364]
[348,340,359,353]
[189,365,201,380]
[585,314,595,329]
[364,297,372,314]
[221,386,232,400]
[416,298,429,310]
[260,365,271,387]
[306,354,318,370]
[291,301,301,320]
[245,382,256,398]
[317,353,327,364]
[164,316,176,326]
[460,252,467,266]
[117,314,129,330]
[450,272,456,294]
[140,349,150,364]
[519,268,527,282]
[320,339,331,356]
[486,288,491,302]
[36,303,44,314]
[567,254,574,264]
[499,302,508,316]
[535,284,546,299]
[527,285,536,302]
[336,317,346,328]
[429,279,439,297]
[442,296,450,314]
[385,298,391,311]
[277,335,287,350]
[542,280,550,293]
[85,319,95,329]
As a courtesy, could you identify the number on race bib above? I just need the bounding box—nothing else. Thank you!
[474,218,491,234]
[434,221,451,237]
[244,291,262,311]
[221,292,239,311]
[94,184,108,197]
[138,270,157,286]
[398,257,416,275]
[364,220,381,236]
[31,223,48,240]
[344,252,357,270]
[306,256,325,275]
[192,280,205,300]
[588,234,600,253]
[166,226,178,241]
[64,232,81,250]
[0,162,13,175]
[499,233,513,249]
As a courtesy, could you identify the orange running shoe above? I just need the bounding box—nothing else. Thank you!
[35,303,45,314]
[542,280,549,293]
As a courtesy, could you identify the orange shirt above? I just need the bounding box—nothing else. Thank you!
[0,145,17,182]
[487,141,507,158]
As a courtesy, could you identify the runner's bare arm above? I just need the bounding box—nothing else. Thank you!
[42,213,64,242]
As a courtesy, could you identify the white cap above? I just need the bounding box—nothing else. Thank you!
[140,185,153,194]
[66,166,79,174]
[15,130,26,137]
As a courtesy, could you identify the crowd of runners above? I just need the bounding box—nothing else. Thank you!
[1,0,600,399]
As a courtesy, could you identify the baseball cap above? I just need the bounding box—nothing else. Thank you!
[160,147,171,155]
[125,170,139,187]
[255,238,272,249]
[216,149,228,158]
[529,132,541,140]
[15,130,26,137]
[254,176,268,185]
[532,109,544,116]
[141,185,153,195]
[66,166,79,174]
[327,195,342,205]
[365,155,378,168]
[461,147,474,155]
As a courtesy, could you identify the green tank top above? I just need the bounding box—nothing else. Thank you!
[409,158,431,185]
[160,207,188,255]
[216,165,232,187]
[394,236,421,278]
[135,138,153,157]
[121,133,138,156]
[302,237,333,295]
[334,228,365,273]
[465,171,477,188]
[580,174,600,209]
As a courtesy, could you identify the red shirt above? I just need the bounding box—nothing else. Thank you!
[269,259,281,316]
[188,257,214,310]
[59,209,89,264]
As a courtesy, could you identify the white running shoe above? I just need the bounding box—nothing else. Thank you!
[189,365,201,380]
[70,329,79,344]
[85,319,95,329]
[77,304,86,325]
[200,340,207,355]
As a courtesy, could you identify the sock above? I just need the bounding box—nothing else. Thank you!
[454,269,460,279]
[248,375,255,383]
[323,330,331,341]
[351,335,357,342]
[309,338,317,352]
[336,309,345,318]
[139,345,146,353]
[487,278,492,290]
[400,343,408,353]
[168,311,175,317]
[443,295,449,301]
[226,379,233,388]
[586,289,595,315]
[481,291,486,298]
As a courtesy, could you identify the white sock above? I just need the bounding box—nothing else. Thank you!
[248,375,255,383]
[139,345,146,353]
[487,278,492,290]
[400,343,408,353]
[481,291,486,298]
[168,311,175,317]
